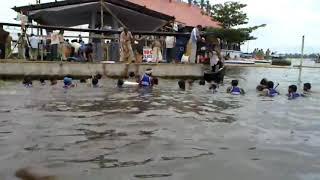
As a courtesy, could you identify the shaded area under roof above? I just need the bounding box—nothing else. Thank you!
[12,0,174,32]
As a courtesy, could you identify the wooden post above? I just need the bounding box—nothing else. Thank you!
[100,0,104,28]
[298,35,305,83]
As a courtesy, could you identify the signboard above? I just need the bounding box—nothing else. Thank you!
[143,47,153,61]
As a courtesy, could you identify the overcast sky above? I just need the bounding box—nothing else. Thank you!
[1,0,319,54]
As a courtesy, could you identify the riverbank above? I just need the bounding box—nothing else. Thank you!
[0,60,299,80]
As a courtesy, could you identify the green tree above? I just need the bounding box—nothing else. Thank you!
[211,2,248,29]
[207,1,265,44]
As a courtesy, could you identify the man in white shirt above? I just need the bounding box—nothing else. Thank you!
[165,36,176,63]
[29,34,39,60]
[189,25,202,63]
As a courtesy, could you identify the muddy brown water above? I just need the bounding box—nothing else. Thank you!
[0,64,319,180]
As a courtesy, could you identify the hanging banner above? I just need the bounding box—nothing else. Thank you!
[143,47,153,61]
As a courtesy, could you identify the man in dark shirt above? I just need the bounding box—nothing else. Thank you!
[0,25,9,59]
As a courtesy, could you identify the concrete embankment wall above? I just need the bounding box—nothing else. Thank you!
[0,61,206,79]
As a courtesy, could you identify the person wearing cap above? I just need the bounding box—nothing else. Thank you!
[63,76,75,88]
[139,68,153,87]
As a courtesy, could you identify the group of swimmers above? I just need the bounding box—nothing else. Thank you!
[256,78,311,99]
[22,73,103,88]
[21,68,159,89]
[21,68,312,100]
[177,77,312,100]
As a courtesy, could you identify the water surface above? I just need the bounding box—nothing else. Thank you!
[0,65,319,180]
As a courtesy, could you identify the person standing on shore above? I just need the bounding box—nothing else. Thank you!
[0,25,9,59]
[29,34,39,60]
[17,33,27,59]
[165,35,176,63]
[120,28,135,63]
[189,25,202,63]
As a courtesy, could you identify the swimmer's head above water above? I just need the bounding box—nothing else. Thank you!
[178,80,186,90]
[304,83,311,92]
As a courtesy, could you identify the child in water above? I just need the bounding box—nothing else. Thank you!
[303,83,312,93]
[178,80,186,91]
[139,68,153,87]
[287,85,303,99]
[256,78,268,91]
[261,81,279,97]
[23,76,33,87]
[39,79,46,86]
[209,84,218,94]
[63,76,75,88]
[91,78,100,88]
[227,80,245,95]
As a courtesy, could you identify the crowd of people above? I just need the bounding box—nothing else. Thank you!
[1,23,230,65]
[252,48,273,59]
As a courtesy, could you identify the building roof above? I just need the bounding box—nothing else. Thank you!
[13,0,173,21]
[12,0,174,31]
[127,0,220,28]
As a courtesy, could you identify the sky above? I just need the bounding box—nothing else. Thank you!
[0,0,319,54]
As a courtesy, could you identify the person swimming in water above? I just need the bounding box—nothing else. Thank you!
[199,79,206,86]
[23,76,33,88]
[178,80,186,91]
[39,78,46,86]
[139,68,153,87]
[261,81,279,97]
[256,78,268,91]
[303,83,312,92]
[91,77,99,88]
[287,85,303,99]
[209,84,218,94]
[227,80,245,95]
[63,76,75,88]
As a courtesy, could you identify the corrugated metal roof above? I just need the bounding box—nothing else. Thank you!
[127,0,220,28]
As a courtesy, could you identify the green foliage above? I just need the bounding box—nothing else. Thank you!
[205,1,266,44]
[206,24,266,43]
[211,2,248,29]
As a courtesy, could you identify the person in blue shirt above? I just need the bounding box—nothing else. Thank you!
[287,85,303,99]
[227,80,245,95]
[63,76,75,88]
[139,68,153,87]
[261,81,279,97]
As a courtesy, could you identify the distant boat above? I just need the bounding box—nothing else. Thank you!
[254,59,272,64]
[271,54,291,66]
[224,59,255,65]
[240,53,271,64]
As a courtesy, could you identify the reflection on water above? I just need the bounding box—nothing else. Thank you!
[0,65,319,180]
